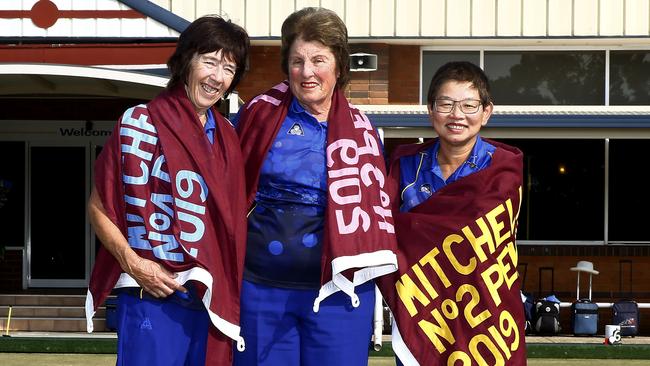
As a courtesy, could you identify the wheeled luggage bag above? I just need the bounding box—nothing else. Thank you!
[613,300,639,336]
[572,299,598,335]
[570,261,599,336]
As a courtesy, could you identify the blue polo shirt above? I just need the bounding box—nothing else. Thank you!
[204,109,215,144]
[233,97,327,289]
[399,136,496,212]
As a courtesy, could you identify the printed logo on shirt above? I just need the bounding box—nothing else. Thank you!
[466,155,479,169]
[140,317,153,330]
[287,123,305,136]
[420,184,432,196]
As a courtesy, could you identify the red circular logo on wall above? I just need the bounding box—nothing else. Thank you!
[31,0,59,29]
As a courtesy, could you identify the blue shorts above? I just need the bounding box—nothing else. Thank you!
[116,291,209,366]
[234,280,375,366]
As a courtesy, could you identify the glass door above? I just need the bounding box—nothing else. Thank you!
[28,143,89,287]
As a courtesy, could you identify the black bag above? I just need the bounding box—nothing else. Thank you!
[571,299,598,335]
[613,300,639,337]
[534,300,561,334]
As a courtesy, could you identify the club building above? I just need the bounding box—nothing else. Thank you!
[1,0,650,330]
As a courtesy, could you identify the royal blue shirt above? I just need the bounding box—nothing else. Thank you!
[399,136,496,212]
[204,108,215,144]
[233,97,327,289]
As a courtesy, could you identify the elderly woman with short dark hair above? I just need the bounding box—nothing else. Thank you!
[86,15,249,366]
[234,7,397,366]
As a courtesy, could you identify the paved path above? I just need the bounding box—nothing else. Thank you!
[526,335,650,345]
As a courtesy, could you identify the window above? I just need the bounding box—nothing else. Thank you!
[30,146,86,279]
[484,51,605,105]
[609,51,650,105]
[608,139,650,242]
[421,51,480,104]
[500,139,605,241]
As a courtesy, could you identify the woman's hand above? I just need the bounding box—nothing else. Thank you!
[127,257,187,298]
[89,186,187,298]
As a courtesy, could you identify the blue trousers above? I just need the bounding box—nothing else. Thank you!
[234,280,375,366]
[116,291,209,366]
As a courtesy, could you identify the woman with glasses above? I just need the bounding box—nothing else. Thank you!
[379,61,527,365]
[398,61,497,211]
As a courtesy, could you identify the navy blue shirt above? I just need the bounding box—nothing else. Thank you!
[399,136,495,212]
[233,98,327,289]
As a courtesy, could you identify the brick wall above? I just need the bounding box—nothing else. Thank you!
[238,43,421,106]
[347,44,389,105]
[236,46,284,102]
[518,246,650,301]
[0,248,23,293]
[519,246,650,336]
[388,45,420,104]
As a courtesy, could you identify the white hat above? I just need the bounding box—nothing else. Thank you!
[570,260,599,275]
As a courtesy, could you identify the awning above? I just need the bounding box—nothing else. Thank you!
[358,104,650,128]
[0,63,167,100]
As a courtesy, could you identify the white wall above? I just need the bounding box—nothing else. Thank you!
[161,0,650,38]
[3,1,646,39]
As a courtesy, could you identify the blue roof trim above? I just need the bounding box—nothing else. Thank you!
[369,113,650,128]
[119,0,190,33]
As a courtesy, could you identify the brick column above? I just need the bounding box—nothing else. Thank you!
[388,45,421,104]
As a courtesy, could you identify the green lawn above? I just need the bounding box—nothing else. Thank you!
[2,337,649,365]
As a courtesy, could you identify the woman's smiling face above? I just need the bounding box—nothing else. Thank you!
[186,49,237,116]
[429,80,492,148]
[287,37,339,118]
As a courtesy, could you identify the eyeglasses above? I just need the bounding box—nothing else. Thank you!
[434,99,482,114]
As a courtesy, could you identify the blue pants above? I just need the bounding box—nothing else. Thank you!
[234,280,375,366]
[116,291,209,366]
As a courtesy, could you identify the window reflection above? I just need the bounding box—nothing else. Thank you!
[500,139,604,241]
[610,51,650,105]
[609,140,649,241]
[484,51,605,105]
[31,146,86,279]
[421,51,480,104]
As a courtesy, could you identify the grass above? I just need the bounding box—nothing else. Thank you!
[3,337,650,360]
[0,353,116,366]
[0,337,116,354]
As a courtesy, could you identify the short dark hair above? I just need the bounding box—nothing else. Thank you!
[280,7,350,89]
[167,15,249,97]
[427,61,492,109]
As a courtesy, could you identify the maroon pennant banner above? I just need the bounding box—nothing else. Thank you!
[379,140,527,365]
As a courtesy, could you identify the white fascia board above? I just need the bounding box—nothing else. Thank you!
[0,63,168,87]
